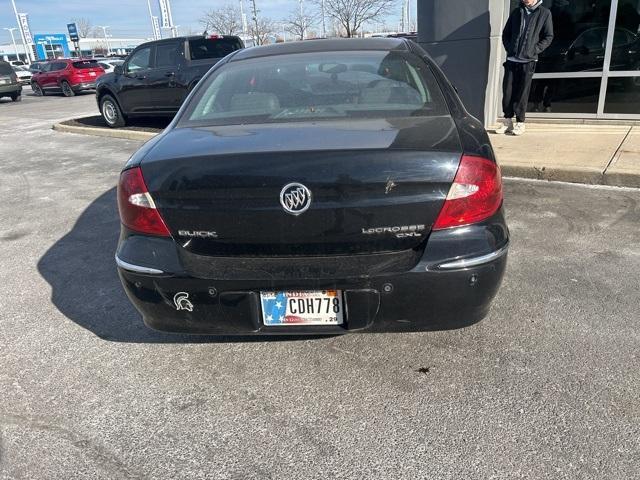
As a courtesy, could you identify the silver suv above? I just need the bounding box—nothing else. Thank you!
[0,60,22,102]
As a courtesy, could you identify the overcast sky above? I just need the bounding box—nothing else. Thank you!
[0,0,417,43]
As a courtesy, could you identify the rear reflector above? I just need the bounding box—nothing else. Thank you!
[117,167,171,237]
[433,155,503,230]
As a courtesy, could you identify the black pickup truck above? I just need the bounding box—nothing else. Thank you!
[96,35,244,127]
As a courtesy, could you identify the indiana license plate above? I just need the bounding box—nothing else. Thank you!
[260,290,344,326]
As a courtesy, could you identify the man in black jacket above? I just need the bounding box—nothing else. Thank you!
[496,0,554,136]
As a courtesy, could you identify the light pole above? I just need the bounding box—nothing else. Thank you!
[3,27,20,62]
[321,0,326,38]
[250,0,259,46]
[239,0,248,34]
[9,0,33,62]
[299,0,305,40]
[97,26,111,56]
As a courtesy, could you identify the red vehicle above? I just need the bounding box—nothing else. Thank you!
[31,59,105,97]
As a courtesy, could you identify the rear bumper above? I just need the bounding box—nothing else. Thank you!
[72,82,96,92]
[0,84,21,95]
[116,210,509,335]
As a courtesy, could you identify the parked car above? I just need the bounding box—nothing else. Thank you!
[12,65,32,85]
[31,59,105,97]
[96,34,244,127]
[0,60,21,101]
[537,26,640,74]
[97,59,124,74]
[114,38,509,335]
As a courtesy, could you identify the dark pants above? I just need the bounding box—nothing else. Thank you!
[502,61,536,122]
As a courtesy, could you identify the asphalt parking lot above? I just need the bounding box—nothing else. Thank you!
[1,92,639,479]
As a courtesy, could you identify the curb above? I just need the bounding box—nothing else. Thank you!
[501,163,640,188]
[500,164,604,185]
[52,122,157,141]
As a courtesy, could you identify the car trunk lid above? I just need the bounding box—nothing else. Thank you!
[140,116,462,256]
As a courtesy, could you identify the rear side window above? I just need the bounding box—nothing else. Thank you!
[181,50,449,126]
[188,37,243,60]
[73,60,100,69]
[0,62,12,75]
[52,62,68,71]
[156,42,182,68]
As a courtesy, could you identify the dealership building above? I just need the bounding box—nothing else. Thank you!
[418,0,640,124]
[0,35,147,62]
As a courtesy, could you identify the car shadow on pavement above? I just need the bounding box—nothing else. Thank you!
[37,188,319,344]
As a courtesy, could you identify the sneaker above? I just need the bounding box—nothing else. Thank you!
[494,118,513,134]
[512,122,526,136]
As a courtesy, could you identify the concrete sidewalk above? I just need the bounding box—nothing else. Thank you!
[490,124,640,187]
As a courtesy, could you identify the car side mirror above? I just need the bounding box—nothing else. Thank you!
[114,65,124,75]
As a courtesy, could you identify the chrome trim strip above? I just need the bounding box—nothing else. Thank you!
[115,255,164,275]
[436,243,510,271]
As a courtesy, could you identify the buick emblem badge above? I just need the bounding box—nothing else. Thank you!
[280,183,312,216]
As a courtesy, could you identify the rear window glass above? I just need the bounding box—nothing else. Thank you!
[73,60,100,69]
[181,51,449,127]
[0,63,13,75]
[188,37,243,60]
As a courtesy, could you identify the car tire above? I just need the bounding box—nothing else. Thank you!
[10,94,21,102]
[100,94,126,128]
[31,82,44,96]
[61,81,75,97]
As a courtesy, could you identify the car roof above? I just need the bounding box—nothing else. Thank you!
[136,34,242,48]
[230,38,411,62]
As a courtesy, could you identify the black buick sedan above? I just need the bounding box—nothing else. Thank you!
[115,38,509,335]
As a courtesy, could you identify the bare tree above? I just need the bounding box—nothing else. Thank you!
[317,0,396,37]
[248,0,274,45]
[249,17,275,45]
[284,7,318,40]
[71,17,93,38]
[200,5,243,35]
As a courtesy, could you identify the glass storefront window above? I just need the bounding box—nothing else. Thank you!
[509,0,612,73]
[611,0,640,71]
[503,0,640,118]
[604,76,640,113]
[527,78,602,114]
[44,44,65,59]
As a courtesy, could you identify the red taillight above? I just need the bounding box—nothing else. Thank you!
[433,155,503,230]
[117,167,171,237]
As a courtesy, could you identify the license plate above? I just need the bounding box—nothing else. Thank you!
[89,72,96,76]
[260,290,344,326]
[0,79,7,85]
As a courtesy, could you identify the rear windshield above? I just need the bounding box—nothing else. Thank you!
[181,51,449,127]
[188,37,243,60]
[73,60,100,69]
[0,63,13,75]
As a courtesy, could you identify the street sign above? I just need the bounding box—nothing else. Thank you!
[158,0,174,29]
[67,23,79,42]
[18,13,33,44]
